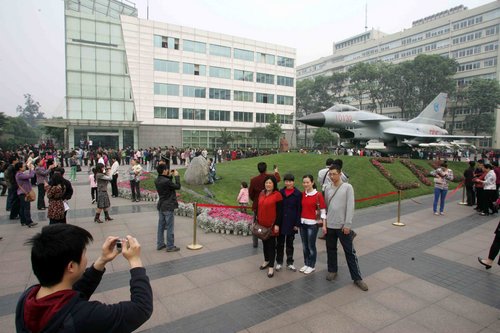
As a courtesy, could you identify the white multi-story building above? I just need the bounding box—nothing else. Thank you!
[52,0,296,149]
[297,1,500,149]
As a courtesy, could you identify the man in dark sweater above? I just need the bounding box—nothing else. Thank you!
[16,224,153,333]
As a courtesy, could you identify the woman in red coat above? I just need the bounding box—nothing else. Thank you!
[257,175,283,278]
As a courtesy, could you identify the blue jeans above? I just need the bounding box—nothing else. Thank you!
[157,210,175,249]
[433,188,448,213]
[299,224,319,268]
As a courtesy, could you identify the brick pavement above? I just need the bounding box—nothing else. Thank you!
[0,165,498,332]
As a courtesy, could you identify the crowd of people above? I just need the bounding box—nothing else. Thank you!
[3,142,500,332]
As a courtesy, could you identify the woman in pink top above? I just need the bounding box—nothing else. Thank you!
[89,167,98,204]
[237,181,249,213]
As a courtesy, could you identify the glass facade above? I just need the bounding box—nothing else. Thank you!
[65,0,139,149]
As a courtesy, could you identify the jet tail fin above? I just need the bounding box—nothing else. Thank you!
[408,93,447,127]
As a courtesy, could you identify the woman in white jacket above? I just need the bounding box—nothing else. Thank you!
[479,163,497,216]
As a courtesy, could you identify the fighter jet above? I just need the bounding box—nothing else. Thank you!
[298,93,489,152]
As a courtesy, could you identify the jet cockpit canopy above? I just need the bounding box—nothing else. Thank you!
[325,104,359,112]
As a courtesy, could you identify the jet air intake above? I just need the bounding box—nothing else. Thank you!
[298,113,325,127]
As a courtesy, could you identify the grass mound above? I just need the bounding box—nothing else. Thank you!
[142,153,468,209]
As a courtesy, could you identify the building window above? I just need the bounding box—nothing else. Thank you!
[209,110,231,121]
[256,113,271,123]
[154,107,179,119]
[277,75,294,87]
[154,59,179,73]
[277,56,294,67]
[209,88,231,100]
[257,52,275,65]
[183,108,206,120]
[256,93,274,104]
[154,35,179,49]
[234,48,254,61]
[277,95,293,105]
[183,63,206,76]
[183,85,206,98]
[154,83,179,96]
[209,66,231,79]
[277,114,293,124]
[256,73,275,84]
[234,69,253,81]
[234,91,253,102]
[183,39,206,54]
[234,111,253,122]
[209,44,231,57]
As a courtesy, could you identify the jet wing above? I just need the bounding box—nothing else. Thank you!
[383,128,490,139]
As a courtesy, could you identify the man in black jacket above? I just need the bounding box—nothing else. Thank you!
[155,163,181,252]
[16,224,153,333]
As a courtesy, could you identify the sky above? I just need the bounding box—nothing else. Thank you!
[0,0,493,118]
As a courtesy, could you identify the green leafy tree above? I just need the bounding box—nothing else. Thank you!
[1,116,39,149]
[464,79,500,135]
[16,94,45,127]
[0,112,7,136]
[218,128,234,149]
[250,127,267,152]
[348,62,376,109]
[313,128,336,150]
[412,54,457,107]
[264,114,283,151]
[386,61,419,119]
[43,117,65,144]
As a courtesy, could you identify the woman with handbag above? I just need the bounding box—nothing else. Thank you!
[256,175,283,278]
[46,172,66,224]
[299,174,326,275]
[14,162,38,228]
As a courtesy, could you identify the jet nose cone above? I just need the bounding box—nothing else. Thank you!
[298,113,325,127]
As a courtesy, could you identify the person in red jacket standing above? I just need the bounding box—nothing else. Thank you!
[249,162,281,248]
[299,174,326,275]
[257,175,283,278]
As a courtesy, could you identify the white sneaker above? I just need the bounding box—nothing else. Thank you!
[304,267,316,274]
[434,212,439,216]
[287,264,297,272]
[275,264,282,271]
[299,265,308,273]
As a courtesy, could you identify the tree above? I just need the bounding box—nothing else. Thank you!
[0,112,6,136]
[348,62,376,109]
[464,79,500,136]
[313,128,336,149]
[385,61,418,119]
[0,116,39,149]
[264,114,283,151]
[218,128,234,149]
[412,54,457,107]
[250,127,267,152]
[43,117,65,144]
[16,94,45,127]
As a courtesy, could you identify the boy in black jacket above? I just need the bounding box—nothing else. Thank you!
[16,224,153,333]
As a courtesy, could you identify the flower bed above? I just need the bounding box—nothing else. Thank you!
[117,173,159,201]
[399,159,432,186]
[370,158,420,190]
[176,202,253,236]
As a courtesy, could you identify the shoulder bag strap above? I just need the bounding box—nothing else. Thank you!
[326,183,344,209]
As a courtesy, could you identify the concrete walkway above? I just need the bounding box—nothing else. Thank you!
[0,165,499,332]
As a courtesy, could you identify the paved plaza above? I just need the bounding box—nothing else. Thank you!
[0,166,499,332]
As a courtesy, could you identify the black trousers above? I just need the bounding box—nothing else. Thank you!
[37,183,46,209]
[276,234,295,265]
[111,174,119,197]
[130,180,140,200]
[262,236,277,267]
[326,228,362,281]
[465,184,475,205]
[488,225,500,265]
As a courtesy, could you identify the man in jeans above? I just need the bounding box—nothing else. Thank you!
[155,164,181,252]
[323,164,368,291]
